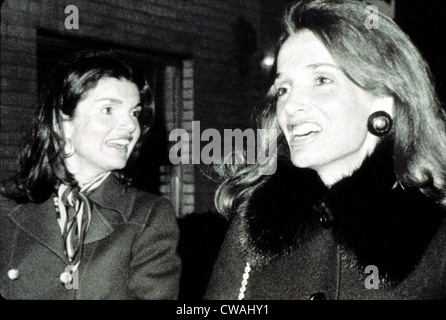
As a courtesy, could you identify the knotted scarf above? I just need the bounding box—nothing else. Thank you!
[55,173,110,265]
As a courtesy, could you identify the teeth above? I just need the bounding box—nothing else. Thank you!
[106,139,130,147]
[288,123,321,137]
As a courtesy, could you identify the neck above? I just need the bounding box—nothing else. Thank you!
[315,160,365,188]
[73,172,111,190]
[316,138,379,188]
[64,157,111,188]
[316,160,364,188]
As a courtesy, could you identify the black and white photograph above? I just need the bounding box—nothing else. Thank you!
[0,0,445,314]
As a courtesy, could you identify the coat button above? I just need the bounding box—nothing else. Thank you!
[60,271,72,285]
[319,212,333,228]
[313,201,334,228]
[310,292,326,300]
[7,268,20,280]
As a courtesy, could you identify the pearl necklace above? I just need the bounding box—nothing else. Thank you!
[238,262,251,300]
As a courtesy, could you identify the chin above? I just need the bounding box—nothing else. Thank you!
[289,153,320,170]
[113,163,128,171]
[102,160,128,172]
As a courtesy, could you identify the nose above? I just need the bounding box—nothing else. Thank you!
[282,87,312,116]
[118,113,139,134]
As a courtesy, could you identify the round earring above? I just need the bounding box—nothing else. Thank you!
[63,139,75,158]
[367,111,393,137]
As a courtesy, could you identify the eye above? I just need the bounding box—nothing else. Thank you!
[276,87,288,97]
[315,76,333,86]
[131,107,142,118]
[101,106,113,115]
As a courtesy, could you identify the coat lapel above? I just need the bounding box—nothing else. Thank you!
[83,205,115,245]
[83,175,135,244]
[8,198,67,262]
[6,175,133,258]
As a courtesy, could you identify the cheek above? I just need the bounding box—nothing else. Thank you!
[327,111,368,138]
[87,122,107,137]
[132,127,141,148]
[135,122,142,137]
[131,120,142,140]
[72,120,110,145]
[276,107,287,130]
[325,93,371,129]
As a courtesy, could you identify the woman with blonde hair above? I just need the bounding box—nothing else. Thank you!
[206,0,446,300]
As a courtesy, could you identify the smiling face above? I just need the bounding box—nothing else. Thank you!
[275,30,390,186]
[62,77,141,185]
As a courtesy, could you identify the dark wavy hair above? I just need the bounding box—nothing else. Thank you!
[215,0,446,216]
[1,50,154,203]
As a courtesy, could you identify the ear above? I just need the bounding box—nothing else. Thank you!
[58,110,73,140]
[60,110,71,121]
[370,96,394,118]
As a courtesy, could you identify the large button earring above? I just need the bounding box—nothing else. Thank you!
[367,111,393,137]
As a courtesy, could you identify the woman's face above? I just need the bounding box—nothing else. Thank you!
[275,30,386,186]
[62,77,141,184]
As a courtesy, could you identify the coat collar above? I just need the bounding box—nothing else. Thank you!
[6,174,134,262]
[8,198,67,262]
[85,174,137,243]
[241,142,445,285]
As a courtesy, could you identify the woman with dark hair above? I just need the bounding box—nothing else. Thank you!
[0,50,181,299]
[205,0,446,300]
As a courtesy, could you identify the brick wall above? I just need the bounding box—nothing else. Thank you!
[1,0,291,215]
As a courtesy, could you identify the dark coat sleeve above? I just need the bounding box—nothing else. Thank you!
[128,195,181,299]
[204,215,246,300]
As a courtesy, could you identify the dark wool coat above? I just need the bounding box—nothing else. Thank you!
[0,175,181,300]
[205,146,446,300]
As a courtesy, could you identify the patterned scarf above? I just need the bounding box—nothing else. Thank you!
[55,173,110,265]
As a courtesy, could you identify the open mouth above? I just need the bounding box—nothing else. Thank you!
[288,123,322,139]
[105,138,132,151]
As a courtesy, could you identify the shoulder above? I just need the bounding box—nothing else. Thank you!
[420,215,446,294]
[0,194,22,217]
[91,175,177,227]
[115,177,177,226]
[430,216,446,249]
[131,188,176,224]
[120,186,179,244]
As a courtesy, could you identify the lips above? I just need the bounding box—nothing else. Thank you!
[105,137,133,152]
[287,122,322,138]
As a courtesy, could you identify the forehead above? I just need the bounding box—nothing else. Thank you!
[82,77,140,102]
[277,30,337,71]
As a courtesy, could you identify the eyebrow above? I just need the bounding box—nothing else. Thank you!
[95,98,123,104]
[275,63,340,80]
[307,63,340,70]
[95,98,142,107]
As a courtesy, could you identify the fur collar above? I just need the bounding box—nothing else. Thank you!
[240,143,445,285]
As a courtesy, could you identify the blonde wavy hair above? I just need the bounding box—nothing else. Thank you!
[215,0,446,216]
